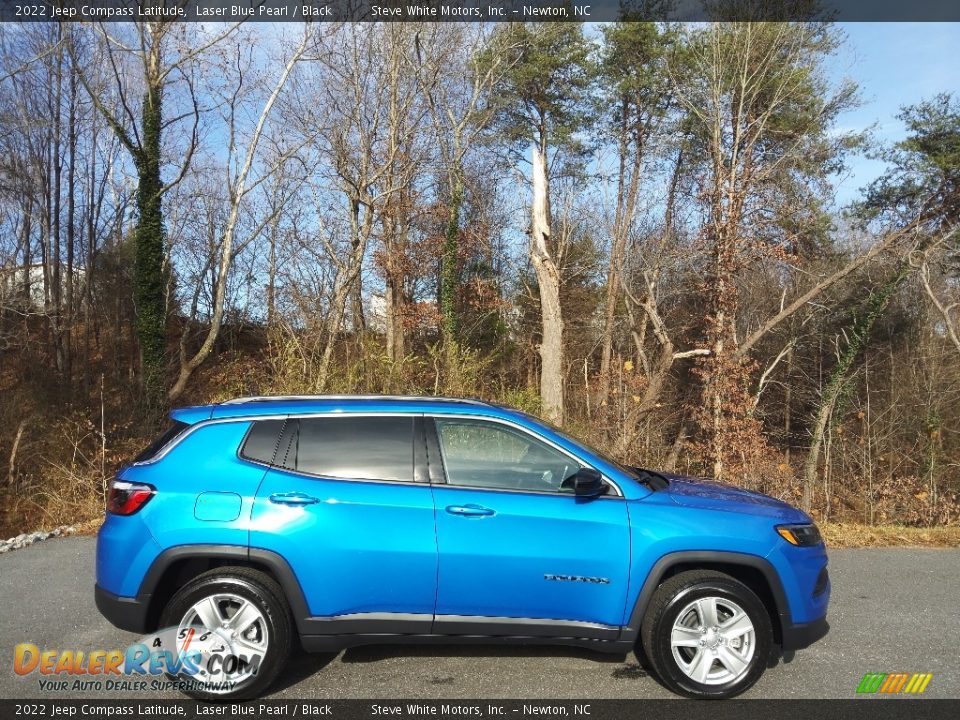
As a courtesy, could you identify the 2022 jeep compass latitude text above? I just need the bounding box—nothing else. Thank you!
[95,395,829,700]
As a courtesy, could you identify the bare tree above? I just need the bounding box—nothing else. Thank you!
[675,22,858,481]
[294,26,426,390]
[486,24,596,424]
[71,20,240,412]
[596,22,679,407]
[913,229,960,356]
[168,26,315,400]
[414,25,513,352]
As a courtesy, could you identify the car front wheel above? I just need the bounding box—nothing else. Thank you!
[640,570,772,699]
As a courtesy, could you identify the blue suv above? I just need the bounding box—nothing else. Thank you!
[95,396,829,700]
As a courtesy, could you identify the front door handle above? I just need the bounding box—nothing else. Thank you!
[269,492,320,506]
[445,504,495,517]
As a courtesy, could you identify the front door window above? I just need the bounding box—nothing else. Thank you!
[435,418,579,493]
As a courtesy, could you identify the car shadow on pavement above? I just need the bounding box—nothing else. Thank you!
[268,649,339,694]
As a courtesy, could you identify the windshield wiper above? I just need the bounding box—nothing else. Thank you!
[632,467,670,491]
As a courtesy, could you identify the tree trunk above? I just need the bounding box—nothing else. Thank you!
[598,103,646,407]
[440,178,463,347]
[267,216,278,327]
[50,43,66,377]
[134,76,168,414]
[597,110,630,406]
[705,223,737,481]
[317,197,371,391]
[19,201,32,303]
[385,271,405,361]
[783,343,793,464]
[530,144,564,425]
[65,59,78,389]
[350,279,365,336]
[318,265,360,391]
[7,419,27,487]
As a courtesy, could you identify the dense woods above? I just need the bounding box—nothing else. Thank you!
[0,21,958,536]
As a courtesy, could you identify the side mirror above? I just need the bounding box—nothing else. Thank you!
[570,468,606,498]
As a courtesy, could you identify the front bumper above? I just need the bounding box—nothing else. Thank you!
[94,584,151,634]
[763,538,830,652]
[781,616,829,651]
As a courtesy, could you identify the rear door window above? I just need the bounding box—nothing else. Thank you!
[295,416,413,482]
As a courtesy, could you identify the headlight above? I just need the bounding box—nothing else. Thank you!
[776,523,822,547]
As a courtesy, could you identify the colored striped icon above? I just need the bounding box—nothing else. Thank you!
[857,672,933,694]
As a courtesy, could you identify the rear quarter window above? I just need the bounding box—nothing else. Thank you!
[134,421,189,463]
[240,419,286,465]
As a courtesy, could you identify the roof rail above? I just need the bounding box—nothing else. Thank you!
[220,394,490,406]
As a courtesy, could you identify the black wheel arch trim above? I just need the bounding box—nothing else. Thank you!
[131,544,313,635]
[620,550,793,644]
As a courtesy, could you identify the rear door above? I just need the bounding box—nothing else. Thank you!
[249,414,437,633]
[428,416,630,636]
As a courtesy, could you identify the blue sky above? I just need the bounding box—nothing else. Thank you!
[831,22,960,206]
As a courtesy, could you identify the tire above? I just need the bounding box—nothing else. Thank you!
[640,570,772,699]
[159,567,293,701]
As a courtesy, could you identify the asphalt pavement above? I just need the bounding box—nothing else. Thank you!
[0,537,957,699]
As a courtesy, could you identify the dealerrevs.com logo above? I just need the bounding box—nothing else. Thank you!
[856,673,933,695]
[13,627,262,694]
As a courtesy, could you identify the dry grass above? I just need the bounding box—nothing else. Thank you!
[71,517,103,536]
[821,522,960,548]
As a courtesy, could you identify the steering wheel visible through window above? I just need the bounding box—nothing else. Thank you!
[435,419,581,494]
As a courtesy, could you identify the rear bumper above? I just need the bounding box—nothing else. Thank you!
[781,616,829,651]
[94,584,151,634]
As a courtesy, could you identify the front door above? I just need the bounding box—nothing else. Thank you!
[250,415,437,633]
[428,417,630,636]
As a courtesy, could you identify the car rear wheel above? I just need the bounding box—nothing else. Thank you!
[640,570,772,699]
[159,567,292,701]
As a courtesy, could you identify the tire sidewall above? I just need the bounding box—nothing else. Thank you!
[159,574,290,701]
[652,579,771,699]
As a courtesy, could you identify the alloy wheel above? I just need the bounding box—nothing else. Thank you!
[178,592,269,692]
[669,595,756,685]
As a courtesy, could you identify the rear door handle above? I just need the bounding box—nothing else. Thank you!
[269,492,320,506]
[445,504,495,517]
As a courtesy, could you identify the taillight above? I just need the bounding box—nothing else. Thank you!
[106,480,155,516]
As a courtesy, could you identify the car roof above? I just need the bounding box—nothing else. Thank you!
[170,395,507,424]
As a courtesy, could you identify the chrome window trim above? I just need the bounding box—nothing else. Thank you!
[135,412,419,467]
[221,394,490,406]
[133,410,624,498]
